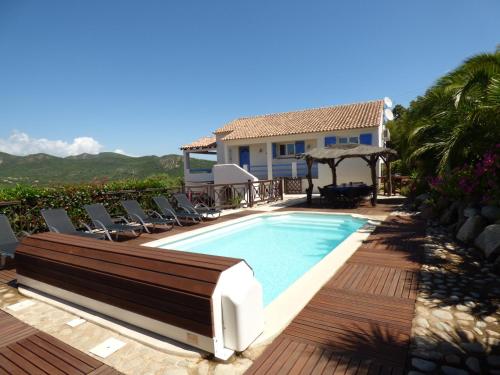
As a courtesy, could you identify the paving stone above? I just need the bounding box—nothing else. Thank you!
[465,357,480,373]
[487,329,500,337]
[454,312,474,321]
[432,309,454,320]
[445,354,461,365]
[461,342,485,353]
[416,318,430,328]
[487,355,500,367]
[441,366,469,375]
[411,358,437,372]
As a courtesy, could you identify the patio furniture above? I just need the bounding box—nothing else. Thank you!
[320,183,372,208]
[173,193,221,219]
[152,196,202,226]
[41,208,106,240]
[84,203,142,241]
[121,200,174,233]
[0,214,19,268]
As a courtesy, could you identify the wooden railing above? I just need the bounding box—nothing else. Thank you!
[184,179,284,209]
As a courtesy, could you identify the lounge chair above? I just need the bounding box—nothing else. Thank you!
[0,214,22,268]
[84,203,142,241]
[152,196,202,226]
[121,200,174,233]
[41,208,106,240]
[173,193,221,219]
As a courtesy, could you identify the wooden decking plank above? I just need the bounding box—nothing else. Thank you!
[0,346,46,375]
[0,352,30,375]
[35,332,103,370]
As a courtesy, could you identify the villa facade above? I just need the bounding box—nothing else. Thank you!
[181,99,391,191]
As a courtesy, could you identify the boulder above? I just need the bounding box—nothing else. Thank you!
[457,215,486,243]
[440,202,459,225]
[420,203,436,220]
[464,207,480,218]
[474,224,500,258]
[481,205,500,222]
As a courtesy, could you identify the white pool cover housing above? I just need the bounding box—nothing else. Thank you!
[15,233,265,361]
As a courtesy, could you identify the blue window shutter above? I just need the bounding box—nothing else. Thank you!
[272,143,277,158]
[324,136,336,146]
[360,133,372,145]
[295,140,305,154]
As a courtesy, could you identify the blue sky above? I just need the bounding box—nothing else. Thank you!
[0,0,499,157]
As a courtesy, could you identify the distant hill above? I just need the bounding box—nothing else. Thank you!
[0,152,215,187]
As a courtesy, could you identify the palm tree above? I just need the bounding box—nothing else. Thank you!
[400,50,500,175]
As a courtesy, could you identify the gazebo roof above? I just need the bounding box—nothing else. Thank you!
[300,144,396,162]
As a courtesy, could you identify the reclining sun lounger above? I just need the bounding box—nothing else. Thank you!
[173,193,221,219]
[121,200,174,233]
[84,203,142,241]
[41,208,105,240]
[152,196,202,226]
[0,214,20,268]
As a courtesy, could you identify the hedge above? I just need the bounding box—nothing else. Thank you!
[0,175,183,234]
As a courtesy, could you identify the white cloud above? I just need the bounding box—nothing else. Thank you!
[114,149,127,155]
[0,131,104,157]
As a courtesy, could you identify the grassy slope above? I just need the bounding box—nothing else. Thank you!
[0,152,215,186]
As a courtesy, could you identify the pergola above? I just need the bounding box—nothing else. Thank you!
[299,144,397,206]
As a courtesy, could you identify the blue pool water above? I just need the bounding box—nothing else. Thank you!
[158,213,366,305]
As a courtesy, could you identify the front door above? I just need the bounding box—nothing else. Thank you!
[239,146,250,169]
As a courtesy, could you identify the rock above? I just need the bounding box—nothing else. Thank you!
[411,358,437,372]
[445,354,461,365]
[465,357,480,373]
[432,309,453,320]
[441,366,469,375]
[457,304,470,312]
[420,203,437,220]
[481,205,500,222]
[411,349,443,361]
[484,316,497,323]
[486,329,500,337]
[474,224,500,258]
[455,312,474,321]
[457,215,486,243]
[416,318,430,328]
[488,355,500,367]
[464,207,480,218]
[441,202,459,225]
[461,342,485,353]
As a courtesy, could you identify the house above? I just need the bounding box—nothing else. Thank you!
[181,99,391,192]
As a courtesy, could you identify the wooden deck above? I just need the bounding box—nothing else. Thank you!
[246,214,423,375]
[0,309,120,375]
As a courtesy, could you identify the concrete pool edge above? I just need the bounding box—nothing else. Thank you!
[143,210,385,347]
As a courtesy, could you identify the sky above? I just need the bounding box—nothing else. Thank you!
[0,0,499,157]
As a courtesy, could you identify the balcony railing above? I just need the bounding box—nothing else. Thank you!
[184,179,283,209]
[248,161,318,179]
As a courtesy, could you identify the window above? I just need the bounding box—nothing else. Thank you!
[324,136,336,146]
[278,143,296,156]
[338,136,360,144]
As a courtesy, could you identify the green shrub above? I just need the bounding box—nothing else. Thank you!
[0,175,182,234]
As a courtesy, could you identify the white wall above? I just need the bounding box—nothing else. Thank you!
[213,164,258,184]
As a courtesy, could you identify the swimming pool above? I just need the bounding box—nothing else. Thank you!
[155,212,367,305]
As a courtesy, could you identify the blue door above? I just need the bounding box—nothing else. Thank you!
[239,146,250,168]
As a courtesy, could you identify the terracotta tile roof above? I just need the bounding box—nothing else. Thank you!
[180,136,217,150]
[214,100,384,141]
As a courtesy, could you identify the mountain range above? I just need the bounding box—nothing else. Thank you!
[0,152,215,187]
